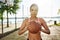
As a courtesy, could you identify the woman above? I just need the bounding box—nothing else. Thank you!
[18,4,50,40]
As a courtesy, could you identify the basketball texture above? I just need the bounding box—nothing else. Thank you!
[27,21,41,34]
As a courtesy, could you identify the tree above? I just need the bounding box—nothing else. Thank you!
[0,0,22,27]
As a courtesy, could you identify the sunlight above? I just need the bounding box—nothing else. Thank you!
[19,0,60,17]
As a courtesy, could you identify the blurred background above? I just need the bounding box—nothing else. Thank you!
[0,0,60,40]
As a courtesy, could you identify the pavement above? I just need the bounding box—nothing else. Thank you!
[0,26,60,40]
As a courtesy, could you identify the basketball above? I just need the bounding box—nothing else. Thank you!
[27,21,41,34]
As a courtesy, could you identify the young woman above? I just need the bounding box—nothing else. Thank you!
[18,4,50,40]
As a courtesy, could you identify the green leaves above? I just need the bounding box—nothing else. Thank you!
[13,4,19,10]
[0,4,5,20]
[0,0,22,19]
[14,0,20,3]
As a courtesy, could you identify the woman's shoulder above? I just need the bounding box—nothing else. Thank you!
[24,18,29,22]
[38,17,45,21]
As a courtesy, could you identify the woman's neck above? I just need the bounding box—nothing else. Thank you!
[30,16,37,20]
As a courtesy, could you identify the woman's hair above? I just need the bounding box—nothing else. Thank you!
[30,4,38,9]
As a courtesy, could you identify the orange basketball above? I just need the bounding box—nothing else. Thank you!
[27,21,41,34]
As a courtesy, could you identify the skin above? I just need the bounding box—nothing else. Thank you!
[18,4,50,40]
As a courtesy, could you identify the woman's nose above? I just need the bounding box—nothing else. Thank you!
[33,11,36,13]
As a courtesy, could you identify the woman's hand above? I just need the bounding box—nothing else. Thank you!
[18,18,28,35]
[41,28,50,34]
[18,26,28,35]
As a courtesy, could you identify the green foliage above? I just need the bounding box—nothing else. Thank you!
[14,0,20,3]
[0,2,5,19]
[56,23,60,26]
[0,0,22,19]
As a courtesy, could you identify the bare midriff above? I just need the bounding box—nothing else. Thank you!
[26,18,42,40]
[28,31,41,40]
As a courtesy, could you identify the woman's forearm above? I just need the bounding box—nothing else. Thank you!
[18,30,25,35]
[41,29,50,34]
[18,28,27,35]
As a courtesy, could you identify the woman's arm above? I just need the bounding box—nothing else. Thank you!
[18,26,27,35]
[18,18,28,35]
[41,28,50,34]
[40,18,50,34]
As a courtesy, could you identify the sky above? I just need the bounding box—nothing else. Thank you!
[0,0,60,23]
[18,0,60,17]
[0,0,60,18]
